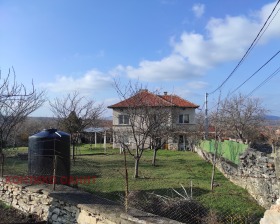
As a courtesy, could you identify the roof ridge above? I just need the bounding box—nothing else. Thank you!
[158,94,199,108]
[157,94,176,106]
[171,94,199,107]
[140,90,174,106]
[108,90,175,108]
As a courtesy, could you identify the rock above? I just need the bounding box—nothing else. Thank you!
[52,208,60,215]
[52,213,58,221]
[260,204,280,224]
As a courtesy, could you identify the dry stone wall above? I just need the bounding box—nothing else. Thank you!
[195,147,279,209]
[0,178,181,224]
[260,198,280,224]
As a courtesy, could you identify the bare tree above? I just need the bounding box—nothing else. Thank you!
[112,81,175,177]
[195,110,206,140]
[207,93,266,190]
[148,107,173,166]
[49,91,104,159]
[15,117,57,147]
[260,125,280,153]
[218,93,267,144]
[209,110,223,191]
[0,69,46,151]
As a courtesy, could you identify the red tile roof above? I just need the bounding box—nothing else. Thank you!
[108,90,199,108]
[159,95,199,108]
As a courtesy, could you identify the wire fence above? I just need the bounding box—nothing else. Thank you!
[0,143,266,224]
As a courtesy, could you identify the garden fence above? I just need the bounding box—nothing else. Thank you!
[0,144,265,224]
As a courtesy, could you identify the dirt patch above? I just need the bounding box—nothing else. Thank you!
[0,202,46,224]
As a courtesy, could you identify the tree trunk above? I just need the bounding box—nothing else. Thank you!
[239,133,246,144]
[152,149,157,166]
[134,157,140,178]
[272,143,275,154]
[0,153,4,178]
[123,149,129,212]
[210,140,218,191]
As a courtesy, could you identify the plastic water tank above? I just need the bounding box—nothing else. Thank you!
[28,128,70,184]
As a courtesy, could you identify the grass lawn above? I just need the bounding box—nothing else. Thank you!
[3,144,264,218]
[71,144,264,218]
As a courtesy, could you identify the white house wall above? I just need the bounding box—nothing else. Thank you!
[112,107,197,150]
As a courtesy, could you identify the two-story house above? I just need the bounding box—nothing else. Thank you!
[108,89,199,150]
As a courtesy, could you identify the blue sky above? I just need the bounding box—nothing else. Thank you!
[1,0,280,117]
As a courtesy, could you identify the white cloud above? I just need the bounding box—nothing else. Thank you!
[126,54,205,81]
[257,2,280,41]
[41,69,113,94]
[187,81,208,89]
[173,16,259,67]
[122,1,280,82]
[192,3,205,18]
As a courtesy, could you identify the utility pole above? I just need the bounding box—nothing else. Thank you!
[205,92,209,140]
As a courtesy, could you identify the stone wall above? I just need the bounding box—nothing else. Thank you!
[260,198,280,224]
[195,147,279,209]
[0,178,181,224]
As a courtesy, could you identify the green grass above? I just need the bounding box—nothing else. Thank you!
[200,140,248,164]
[3,143,264,218]
[3,147,28,156]
[0,201,11,209]
[71,144,264,217]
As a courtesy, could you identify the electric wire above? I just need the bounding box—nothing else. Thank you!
[247,66,280,97]
[208,0,280,95]
[200,102,205,111]
[230,50,280,95]
[208,65,280,112]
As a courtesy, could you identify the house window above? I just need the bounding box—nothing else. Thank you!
[179,114,189,124]
[118,115,129,125]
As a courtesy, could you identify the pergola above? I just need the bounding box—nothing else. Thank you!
[83,127,111,151]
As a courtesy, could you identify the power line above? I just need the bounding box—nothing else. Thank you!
[247,66,280,97]
[209,64,280,110]
[207,64,280,112]
[208,0,280,95]
[200,101,206,110]
[230,50,280,95]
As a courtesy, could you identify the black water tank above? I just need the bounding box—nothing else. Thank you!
[28,129,70,184]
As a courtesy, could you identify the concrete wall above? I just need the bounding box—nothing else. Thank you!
[195,147,279,209]
[0,178,181,224]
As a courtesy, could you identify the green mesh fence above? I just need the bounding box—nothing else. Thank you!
[199,140,248,164]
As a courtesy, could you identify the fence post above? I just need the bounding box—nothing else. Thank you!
[190,180,193,199]
[53,155,57,191]
[104,130,107,153]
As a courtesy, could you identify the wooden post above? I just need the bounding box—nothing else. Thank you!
[104,130,107,152]
[113,130,116,149]
[95,132,97,149]
[205,92,209,140]
[53,155,57,191]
